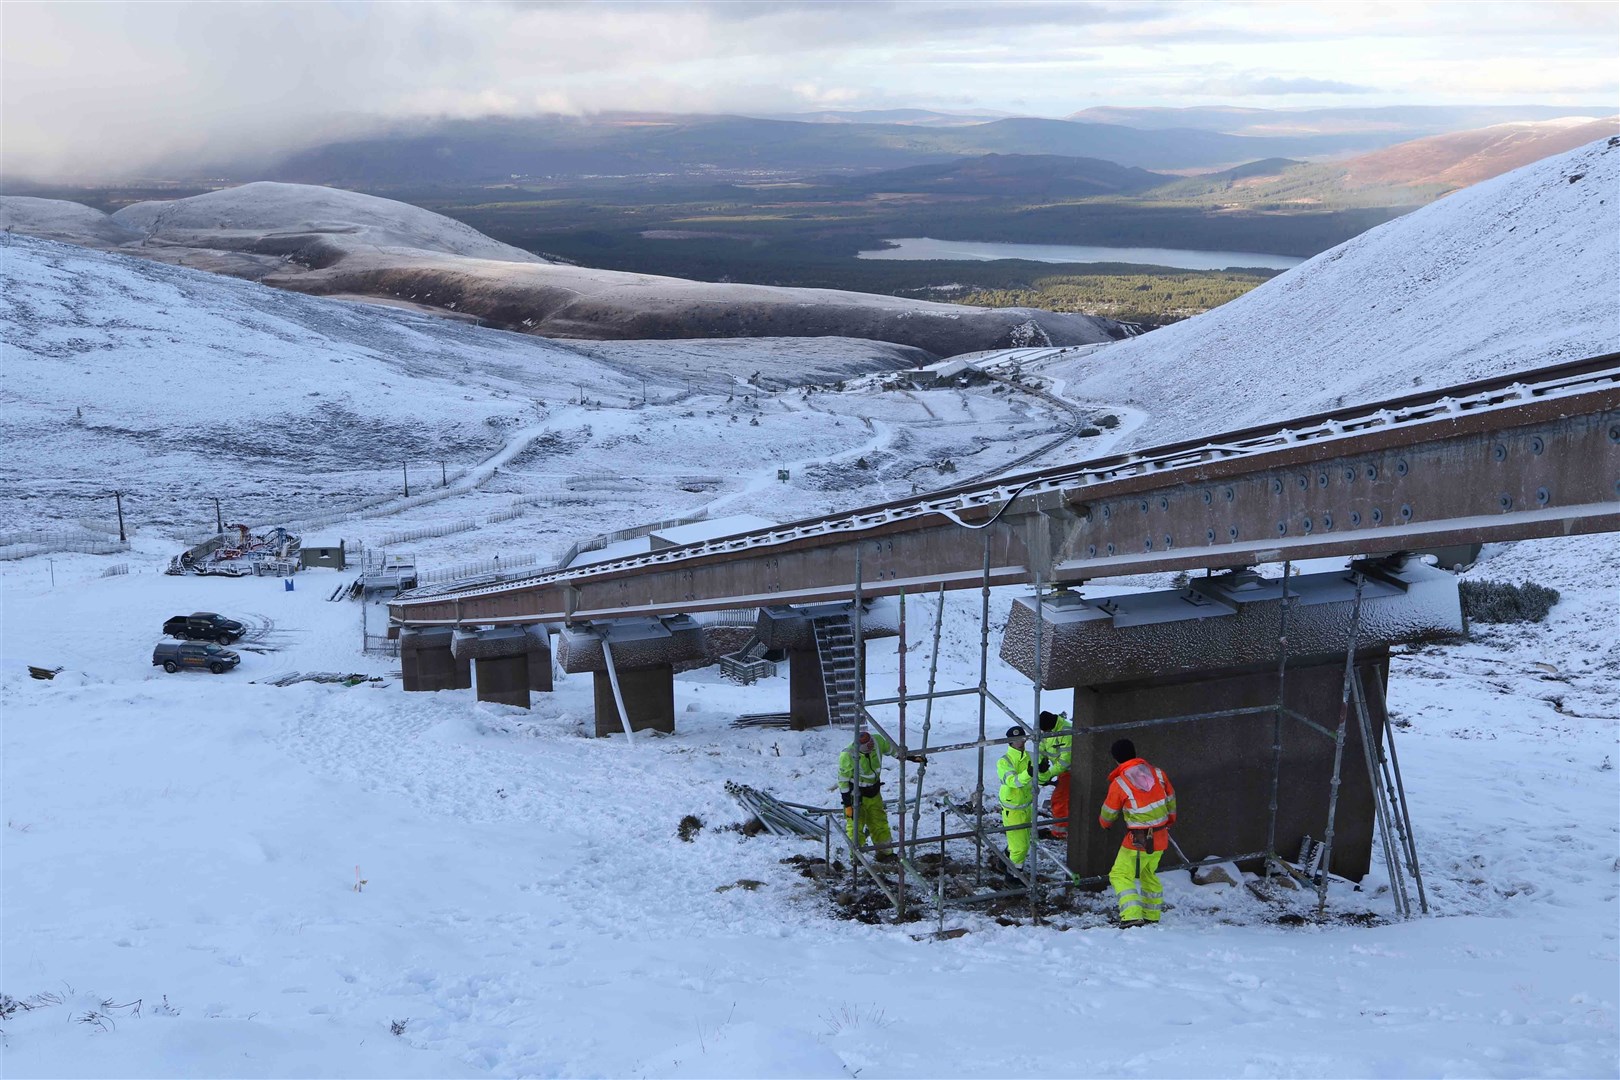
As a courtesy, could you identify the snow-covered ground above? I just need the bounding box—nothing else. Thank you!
[3,144,1617,1077]
[3,535,1616,1076]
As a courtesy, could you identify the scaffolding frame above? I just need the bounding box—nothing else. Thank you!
[830,529,1427,929]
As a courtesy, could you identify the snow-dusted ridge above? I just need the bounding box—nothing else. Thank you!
[1054,137,1620,448]
[110,181,549,264]
[1,182,1124,354]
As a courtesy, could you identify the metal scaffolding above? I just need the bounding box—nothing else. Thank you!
[825,531,1428,930]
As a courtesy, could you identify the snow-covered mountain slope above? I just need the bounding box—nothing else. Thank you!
[1,184,1123,355]
[1051,137,1619,447]
[0,232,1094,539]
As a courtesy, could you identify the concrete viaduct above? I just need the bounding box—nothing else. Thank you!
[389,352,1619,880]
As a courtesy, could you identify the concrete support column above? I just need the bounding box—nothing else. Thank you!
[527,629,554,693]
[474,654,531,709]
[593,664,676,738]
[400,626,471,692]
[788,648,830,730]
[1064,655,1388,883]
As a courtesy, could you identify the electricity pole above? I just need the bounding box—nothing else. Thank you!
[402,461,410,498]
[213,497,223,534]
[440,460,447,487]
[113,491,126,543]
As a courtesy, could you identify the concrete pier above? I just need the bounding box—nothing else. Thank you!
[593,664,677,738]
[757,603,879,730]
[1063,656,1389,882]
[788,648,831,730]
[399,626,471,692]
[559,617,705,737]
[998,556,1462,881]
[474,654,531,709]
[452,625,553,709]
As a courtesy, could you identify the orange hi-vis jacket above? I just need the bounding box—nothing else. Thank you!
[1098,757,1177,852]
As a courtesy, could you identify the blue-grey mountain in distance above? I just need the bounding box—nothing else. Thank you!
[248,113,1405,186]
[857,237,1304,272]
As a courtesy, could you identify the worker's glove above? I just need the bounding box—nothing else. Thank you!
[906,754,926,765]
[1039,757,1051,773]
[840,791,853,809]
[844,805,855,820]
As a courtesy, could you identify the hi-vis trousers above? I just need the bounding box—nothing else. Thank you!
[845,796,892,848]
[1109,843,1164,922]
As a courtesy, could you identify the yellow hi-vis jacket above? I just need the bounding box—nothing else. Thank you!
[1038,714,1072,783]
[998,746,1035,810]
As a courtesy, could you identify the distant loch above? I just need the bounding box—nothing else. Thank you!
[857,237,1305,271]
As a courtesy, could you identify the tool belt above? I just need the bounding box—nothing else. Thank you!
[858,783,880,799]
[1127,827,1161,851]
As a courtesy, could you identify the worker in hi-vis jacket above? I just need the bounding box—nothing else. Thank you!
[1098,738,1178,926]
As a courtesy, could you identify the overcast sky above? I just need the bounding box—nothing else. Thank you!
[3,0,1615,179]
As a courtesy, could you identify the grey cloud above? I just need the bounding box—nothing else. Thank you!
[1,0,1612,180]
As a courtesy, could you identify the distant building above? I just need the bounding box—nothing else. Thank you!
[299,539,346,571]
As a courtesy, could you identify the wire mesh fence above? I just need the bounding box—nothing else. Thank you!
[375,519,478,547]
[0,531,131,561]
[417,551,542,586]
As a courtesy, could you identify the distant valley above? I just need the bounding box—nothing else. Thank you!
[6,107,1613,331]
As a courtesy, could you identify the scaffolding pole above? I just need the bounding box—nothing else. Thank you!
[1316,574,1366,914]
[849,547,864,902]
[1351,670,1409,919]
[974,533,992,887]
[1028,570,1045,920]
[908,584,947,862]
[896,588,908,920]
[1367,670,1429,913]
[1266,561,1294,870]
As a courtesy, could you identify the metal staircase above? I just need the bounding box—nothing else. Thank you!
[811,612,861,726]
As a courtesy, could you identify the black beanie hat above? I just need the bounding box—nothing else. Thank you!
[1038,710,1060,731]
[1110,738,1136,763]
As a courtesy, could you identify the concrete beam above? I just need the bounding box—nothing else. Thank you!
[999,556,1461,689]
[557,616,706,674]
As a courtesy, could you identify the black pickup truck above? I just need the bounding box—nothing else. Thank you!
[162,612,246,645]
[152,641,241,675]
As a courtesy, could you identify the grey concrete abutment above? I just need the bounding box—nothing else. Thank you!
[1000,556,1462,882]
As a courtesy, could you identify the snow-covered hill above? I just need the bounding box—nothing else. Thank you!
[1052,137,1620,446]
[110,181,548,264]
[1,183,1124,355]
[0,232,1086,541]
[0,195,143,246]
